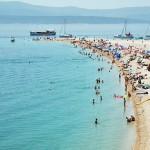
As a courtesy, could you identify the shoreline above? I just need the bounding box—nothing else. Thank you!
[35,37,150,150]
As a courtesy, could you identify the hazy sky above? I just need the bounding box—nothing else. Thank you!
[1,0,150,9]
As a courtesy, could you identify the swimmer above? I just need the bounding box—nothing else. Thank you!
[93,99,95,105]
[96,90,100,95]
[124,98,126,107]
[131,116,135,121]
[98,78,101,83]
[96,79,99,83]
[94,85,97,90]
[126,117,132,123]
[100,96,102,101]
[95,118,98,124]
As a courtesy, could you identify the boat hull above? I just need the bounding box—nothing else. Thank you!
[59,34,73,38]
[135,36,143,40]
[30,30,56,36]
[121,36,134,39]
[114,35,134,39]
[114,34,122,38]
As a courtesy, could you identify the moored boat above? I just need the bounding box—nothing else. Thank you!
[114,19,134,39]
[59,34,73,38]
[30,29,56,36]
[59,19,73,38]
[122,33,134,39]
[135,36,143,40]
[114,34,122,38]
[145,24,150,39]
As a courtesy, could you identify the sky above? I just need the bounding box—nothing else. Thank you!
[1,0,150,9]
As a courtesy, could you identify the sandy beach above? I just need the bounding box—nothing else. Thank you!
[108,39,150,150]
[37,37,150,150]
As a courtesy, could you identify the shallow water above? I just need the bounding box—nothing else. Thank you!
[0,35,135,150]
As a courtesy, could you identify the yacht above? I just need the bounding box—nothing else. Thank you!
[114,19,134,39]
[59,19,73,38]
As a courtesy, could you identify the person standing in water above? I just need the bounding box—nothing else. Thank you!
[119,73,121,82]
[93,99,95,105]
[124,98,126,107]
[119,73,121,78]
[100,96,102,101]
[131,115,135,121]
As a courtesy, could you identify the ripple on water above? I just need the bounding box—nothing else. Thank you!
[0,39,135,150]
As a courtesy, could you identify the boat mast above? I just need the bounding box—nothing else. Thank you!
[121,19,127,36]
[64,19,66,35]
[60,19,66,35]
[125,19,127,34]
[145,24,150,36]
[60,23,63,35]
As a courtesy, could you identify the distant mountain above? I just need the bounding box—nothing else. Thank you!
[0,1,150,23]
[0,16,148,24]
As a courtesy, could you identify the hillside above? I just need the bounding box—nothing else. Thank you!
[0,1,150,23]
[0,15,149,24]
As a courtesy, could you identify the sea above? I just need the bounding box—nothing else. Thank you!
[0,23,144,150]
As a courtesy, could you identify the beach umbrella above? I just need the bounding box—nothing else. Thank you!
[114,52,119,57]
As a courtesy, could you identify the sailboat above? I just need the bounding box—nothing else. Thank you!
[59,19,73,38]
[114,19,134,39]
[145,24,150,39]
[134,35,143,40]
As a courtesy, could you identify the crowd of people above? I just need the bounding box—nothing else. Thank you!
[72,39,140,124]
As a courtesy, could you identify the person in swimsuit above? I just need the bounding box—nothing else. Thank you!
[95,118,98,124]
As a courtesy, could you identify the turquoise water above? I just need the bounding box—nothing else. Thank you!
[0,25,135,150]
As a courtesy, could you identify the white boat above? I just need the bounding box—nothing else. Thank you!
[114,19,134,39]
[135,35,143,40]
[59,19,73,38]
[114,34,122,38]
